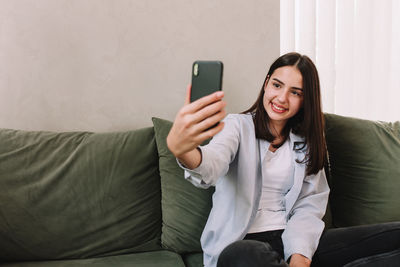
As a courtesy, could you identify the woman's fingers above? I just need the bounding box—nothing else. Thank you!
[184,90,224,114]
[167,88,226,157]
[191,99,226,124]
[178,90,225,128]
[194,108,226,133]
[196,121,225,142]
[184,84,191,106]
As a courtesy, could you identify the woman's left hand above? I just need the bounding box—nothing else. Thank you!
[289,254,311,267]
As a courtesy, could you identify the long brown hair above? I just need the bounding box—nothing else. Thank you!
[243,52,326,175]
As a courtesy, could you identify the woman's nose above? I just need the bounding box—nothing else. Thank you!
[277,90,289,103]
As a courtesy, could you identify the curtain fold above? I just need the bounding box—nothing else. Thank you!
[281,0,400,121]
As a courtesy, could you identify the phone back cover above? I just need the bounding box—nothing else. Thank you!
[191,61,223,102]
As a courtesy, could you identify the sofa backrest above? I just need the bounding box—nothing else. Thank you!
[1,113,398,261]
[324,113,400,227]
[0,127,162,262]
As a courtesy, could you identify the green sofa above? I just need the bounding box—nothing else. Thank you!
[0,114,399,266]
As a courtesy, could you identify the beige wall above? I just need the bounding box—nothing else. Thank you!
[0,0,279,132]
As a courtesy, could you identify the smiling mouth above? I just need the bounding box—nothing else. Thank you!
[271,103,287,113]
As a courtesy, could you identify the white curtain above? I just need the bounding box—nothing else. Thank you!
[281,0,400,122]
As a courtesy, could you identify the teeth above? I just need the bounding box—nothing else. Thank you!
[272,103,285,111]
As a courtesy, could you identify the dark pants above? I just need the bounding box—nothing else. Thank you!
[217,222,400,267]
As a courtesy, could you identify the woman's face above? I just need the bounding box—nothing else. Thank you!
[263,66,304,132]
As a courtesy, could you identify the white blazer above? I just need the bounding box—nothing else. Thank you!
[180,113,330,267]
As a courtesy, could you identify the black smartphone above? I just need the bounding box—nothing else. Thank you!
[190,60,223,103]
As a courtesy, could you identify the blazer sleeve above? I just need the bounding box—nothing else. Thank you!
[178,114,241,189]
[282,168,330,261]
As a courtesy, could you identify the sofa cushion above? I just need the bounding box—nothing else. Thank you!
[152,117,214,253]
[0,127,161,261]
[324,114,400,227]
[182,252,204,267]
[1,250,185,267]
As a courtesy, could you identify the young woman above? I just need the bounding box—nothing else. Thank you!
[167,53,400,267]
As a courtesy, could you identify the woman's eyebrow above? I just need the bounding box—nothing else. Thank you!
[272,78,303,91]
[272,78,284,84]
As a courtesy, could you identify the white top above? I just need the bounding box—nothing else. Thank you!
[248,139,294,233]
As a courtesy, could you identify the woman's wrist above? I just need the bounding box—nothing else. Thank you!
[176,147,202,170]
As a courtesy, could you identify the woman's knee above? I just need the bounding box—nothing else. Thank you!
[217,240,287,267]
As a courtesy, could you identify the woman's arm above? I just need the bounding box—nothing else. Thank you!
[167,85,226,169]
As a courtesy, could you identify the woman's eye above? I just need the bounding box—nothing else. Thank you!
[291,90,302,96]
[273,83,281,88]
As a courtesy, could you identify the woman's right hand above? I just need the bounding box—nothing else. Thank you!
[167,85,226,168]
